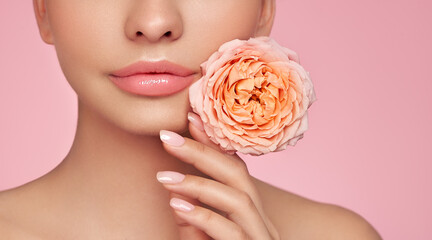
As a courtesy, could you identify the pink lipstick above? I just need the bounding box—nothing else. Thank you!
[109,60,196,97]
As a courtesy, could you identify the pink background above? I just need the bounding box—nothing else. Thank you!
[1,1,431,239]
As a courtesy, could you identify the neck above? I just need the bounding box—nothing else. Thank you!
[41,100,201,237]
[51,100,201,191]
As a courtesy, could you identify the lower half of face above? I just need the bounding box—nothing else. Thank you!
[46,0,264,135]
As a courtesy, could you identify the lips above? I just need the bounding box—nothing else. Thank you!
[109,60,196,97]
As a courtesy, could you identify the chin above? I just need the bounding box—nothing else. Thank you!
[114,99,192,137]
[134,113,189,136]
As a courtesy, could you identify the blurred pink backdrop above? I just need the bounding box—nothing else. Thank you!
[1,1,431,239]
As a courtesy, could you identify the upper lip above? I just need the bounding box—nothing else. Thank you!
[110,60,195,77]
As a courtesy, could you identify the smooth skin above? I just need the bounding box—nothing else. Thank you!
[0,0,382,239]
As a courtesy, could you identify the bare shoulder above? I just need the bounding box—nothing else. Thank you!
[0,192,21,238]
[0,188,44,239]
[252,177,382,240]
[0,190,15,235]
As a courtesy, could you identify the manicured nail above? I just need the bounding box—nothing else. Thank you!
[187,112,205,131]
[170,198,195,212]
[160,130,185,147]
[156,171,185,184]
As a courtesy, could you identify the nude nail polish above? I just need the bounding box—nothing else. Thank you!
[160,130,185,147]
[156,171,185,184]
[170,198,195,212]
[187,112,204,131]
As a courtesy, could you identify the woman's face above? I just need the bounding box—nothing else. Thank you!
[34,0,274,135]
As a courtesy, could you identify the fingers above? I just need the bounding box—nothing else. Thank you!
[160,130,255,193]
[168,192,210,240]
[170,198,249,240]
[187,112,237,155]
[185,112,249,194]
[159,172,271,239]
[186,112,214,148]
[159,120,277,239]
[159,129,266,223]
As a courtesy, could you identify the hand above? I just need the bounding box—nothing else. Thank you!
[157,112,281,240]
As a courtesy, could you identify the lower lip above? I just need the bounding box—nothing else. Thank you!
[109,73,195,97]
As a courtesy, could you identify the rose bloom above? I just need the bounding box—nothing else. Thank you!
[189,37,317,156]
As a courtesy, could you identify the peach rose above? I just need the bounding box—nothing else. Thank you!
[189,37,317,156]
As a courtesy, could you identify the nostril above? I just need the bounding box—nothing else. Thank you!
[134,31,173,39]
[135,31,171,38]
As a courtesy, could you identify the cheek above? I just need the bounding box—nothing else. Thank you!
[181,0,262,64]
[200,5,260,38]
[47,1,124,90]
[45,5,116,121]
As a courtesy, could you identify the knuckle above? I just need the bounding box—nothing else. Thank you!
[191,175,207,187]
[236,191,255,210]
[233,159,249,175]
[231,161,249,179]
[273,232,281,240]
[232,226,249,240]
[198,208,214,225]
[193,140,207,154]
[190,177,208,200]
[245,195,256,211]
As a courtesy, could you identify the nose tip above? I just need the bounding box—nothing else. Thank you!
[125,2,183,43]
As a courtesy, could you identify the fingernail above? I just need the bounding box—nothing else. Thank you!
[156,171,185,184]
[160,130,185,147]
[187,112,205,131]
[170,198,195,212]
